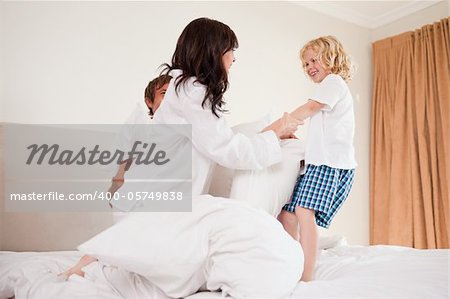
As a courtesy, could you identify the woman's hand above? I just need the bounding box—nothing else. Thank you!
[262,113,303,139]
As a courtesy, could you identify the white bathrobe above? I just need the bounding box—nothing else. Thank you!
[153,69,282,195]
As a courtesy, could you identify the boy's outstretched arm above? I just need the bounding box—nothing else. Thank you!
[290,99,325,121]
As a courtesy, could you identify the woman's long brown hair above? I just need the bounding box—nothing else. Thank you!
[162,17,239,117]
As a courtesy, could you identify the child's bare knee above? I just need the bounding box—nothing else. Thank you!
[295,207,315,218]
[278,210,298,226]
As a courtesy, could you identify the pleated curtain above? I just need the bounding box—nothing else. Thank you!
[370,18,449,249]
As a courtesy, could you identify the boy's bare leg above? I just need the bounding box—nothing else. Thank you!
[58,255,97,280]
[277,210,299,241]
[295,207,318,282]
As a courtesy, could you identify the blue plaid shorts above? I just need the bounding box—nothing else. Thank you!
[282,164,355,228]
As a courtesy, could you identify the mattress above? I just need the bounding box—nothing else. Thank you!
[1,244,448,299]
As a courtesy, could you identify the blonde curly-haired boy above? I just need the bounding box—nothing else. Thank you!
[278,35,357,282]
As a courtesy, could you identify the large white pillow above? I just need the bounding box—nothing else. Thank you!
[204,198,303,299]
[78,195,303,299]
[208,114,272,198]
[230,138,305,217]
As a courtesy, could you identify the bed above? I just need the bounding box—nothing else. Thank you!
[1,125,449,299]
[1,239,448,299]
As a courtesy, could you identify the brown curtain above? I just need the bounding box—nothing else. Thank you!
[371,18,450,249]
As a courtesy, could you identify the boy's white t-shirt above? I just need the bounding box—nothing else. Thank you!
[110,100,152,213]
[306,74,357,170]
[115,100,152,154]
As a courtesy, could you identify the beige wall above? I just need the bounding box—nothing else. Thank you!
[1,212,113,252]
[371,1,449,42]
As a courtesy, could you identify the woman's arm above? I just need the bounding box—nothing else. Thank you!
[176,86,292,170]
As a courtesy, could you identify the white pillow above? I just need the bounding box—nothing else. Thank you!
[208,114,272,198]
[230,138,305,217]
[317,233,348,250]
[204,198,303,299]
[78,195,303,299]
[230,113,272,136]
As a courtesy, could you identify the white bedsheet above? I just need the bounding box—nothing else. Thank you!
[1,244,448,299]
[292,245,449,299]
[0,251,120,299]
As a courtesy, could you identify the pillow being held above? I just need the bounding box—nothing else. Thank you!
[230,138,305,217]
[208,114,272,198]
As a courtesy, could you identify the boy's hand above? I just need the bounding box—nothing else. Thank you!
[107,177,124,200]
[268,112,303,139]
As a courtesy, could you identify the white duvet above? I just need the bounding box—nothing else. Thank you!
[77,195,303,299]
[1,196,449,299]
[1,195,304,299]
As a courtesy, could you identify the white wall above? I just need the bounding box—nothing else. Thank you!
[1,1,372,245]
[371,1,449,42]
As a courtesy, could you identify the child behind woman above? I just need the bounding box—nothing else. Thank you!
[278,35,357,282]
[58,74,171,280]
